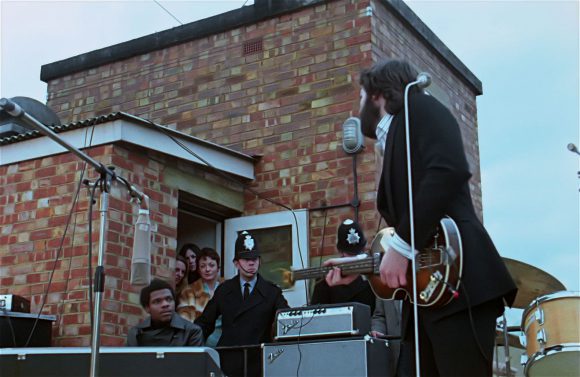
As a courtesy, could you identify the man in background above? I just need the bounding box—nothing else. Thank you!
[311,219,376,313]
[127,278,203,347]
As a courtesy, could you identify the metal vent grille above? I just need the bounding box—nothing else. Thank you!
[243,39,263,55]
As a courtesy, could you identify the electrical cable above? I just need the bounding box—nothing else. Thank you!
[153,0,183,25]
[150,121,309,293]
[445,248,492,367]
[293,306,321,377]
[459,281,492,366]
[2,310,17,346]
[58,125,96,337]
[317,209,328,269]
[87,178,101,331]
[57,209,80,337]
[23,156,90,347]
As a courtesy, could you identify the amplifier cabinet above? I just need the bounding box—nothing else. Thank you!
[0,295,31,313]
[0,347,223,377]
[263,337,394,377]
[275,302,370,341]
[0,312,55,347]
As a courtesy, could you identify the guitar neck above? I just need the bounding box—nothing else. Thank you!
[292,256,377,281]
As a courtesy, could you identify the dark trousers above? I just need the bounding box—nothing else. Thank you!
[401,299,503,377]
[217,345,262,377]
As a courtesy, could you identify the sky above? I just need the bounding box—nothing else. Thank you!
[1,0,579,322]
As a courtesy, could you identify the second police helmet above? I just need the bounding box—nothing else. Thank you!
[336,219,367,255]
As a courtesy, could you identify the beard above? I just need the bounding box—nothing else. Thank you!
[359,97,381,139]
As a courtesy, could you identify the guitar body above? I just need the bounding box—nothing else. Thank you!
[367,217,463,308]
[291,217,463,309]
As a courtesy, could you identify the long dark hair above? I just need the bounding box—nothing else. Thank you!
[175,255,189,297]
[359,59,420,115]
[178,243,201,284]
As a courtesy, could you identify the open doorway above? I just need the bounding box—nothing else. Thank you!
[177,190,242,273]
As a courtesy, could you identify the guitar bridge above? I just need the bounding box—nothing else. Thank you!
[419,270,443,302]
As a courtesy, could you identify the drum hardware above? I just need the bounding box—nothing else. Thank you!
[535,329,546,347]
[496,314,518,376]
[534,308,544,325]
[519,334,527,348]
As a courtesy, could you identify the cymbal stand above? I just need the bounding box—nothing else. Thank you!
[498,314,512,375]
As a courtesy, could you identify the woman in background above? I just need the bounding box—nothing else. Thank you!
[174,255,189,301]
[178,243,200,284]
[177,247,223,346]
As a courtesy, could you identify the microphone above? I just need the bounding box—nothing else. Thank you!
[567,143,580,156]
[342,117,364,154]
[131,196,151,285]
[416,72,431,89]
[0,98,24,117]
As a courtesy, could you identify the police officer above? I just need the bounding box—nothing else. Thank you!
[311,219,376,313]
[195,230,289,376]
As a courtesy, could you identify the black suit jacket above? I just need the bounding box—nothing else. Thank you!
[311,276,376,313]
[195,273,289,346]
[377,92,517,320]
[126,313,203,347]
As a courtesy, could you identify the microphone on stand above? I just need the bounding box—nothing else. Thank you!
[0,98,24,117]
[402,70,432,377]
[416,72,432,89]
[567,143,580,156]
[131,195,151,285]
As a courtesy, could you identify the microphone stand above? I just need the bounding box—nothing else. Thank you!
[0,98,146,377]
[402,76,429,377]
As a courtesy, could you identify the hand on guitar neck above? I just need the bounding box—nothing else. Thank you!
[323,249,409,290]
[291,218,463,307]
[323,254,369,287]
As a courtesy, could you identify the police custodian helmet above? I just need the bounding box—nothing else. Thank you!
[336,219,367,255]
[234,230,261,260]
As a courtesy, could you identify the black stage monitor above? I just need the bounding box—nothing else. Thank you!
[0,347,223,377]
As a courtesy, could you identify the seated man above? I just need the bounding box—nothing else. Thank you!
[127,279,203,346]
[311,219,376,313]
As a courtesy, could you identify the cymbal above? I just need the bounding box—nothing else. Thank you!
[503,258,566,308]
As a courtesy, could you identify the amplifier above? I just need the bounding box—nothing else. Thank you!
[0,294,31,313]
[263,337,394,377]
[274,302,370,341]
[0,347,223,377]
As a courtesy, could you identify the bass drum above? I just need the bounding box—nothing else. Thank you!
[521,291,580,376]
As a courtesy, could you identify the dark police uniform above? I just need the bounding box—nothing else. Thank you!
[195,230,289,376]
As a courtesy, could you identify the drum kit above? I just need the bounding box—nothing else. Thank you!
[493,258,580,377]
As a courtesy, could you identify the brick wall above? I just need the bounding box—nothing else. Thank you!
[2,0,483,346]
[45,0,382,259]
[0,142,239,345]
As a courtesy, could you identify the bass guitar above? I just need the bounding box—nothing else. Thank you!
[293,217,463,308]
